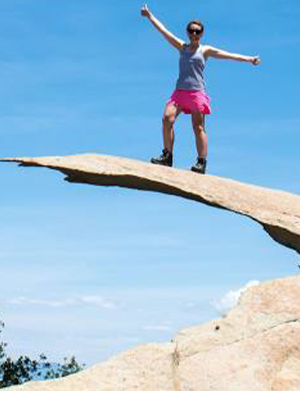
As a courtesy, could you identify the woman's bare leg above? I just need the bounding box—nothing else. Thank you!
[191,111,207,158]
[162,103,181,153]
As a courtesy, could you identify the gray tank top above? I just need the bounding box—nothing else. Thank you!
[176,44,206,92]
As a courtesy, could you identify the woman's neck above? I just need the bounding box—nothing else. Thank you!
[188,42,200,51]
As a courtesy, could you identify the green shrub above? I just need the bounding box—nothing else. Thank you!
[0,320,84,389]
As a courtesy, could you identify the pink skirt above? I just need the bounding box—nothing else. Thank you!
[166,89,211,115]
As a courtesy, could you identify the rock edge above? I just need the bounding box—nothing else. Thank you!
[1,153,300,253]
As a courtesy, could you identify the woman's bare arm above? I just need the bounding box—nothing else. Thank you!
[141,4,184,51]
[203,45,261,65]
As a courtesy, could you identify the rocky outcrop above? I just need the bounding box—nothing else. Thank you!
[4,275,300,391]
[2,154,300,390]
[1,153,300,253]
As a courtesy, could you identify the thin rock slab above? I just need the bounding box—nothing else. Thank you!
[1,154,300,253]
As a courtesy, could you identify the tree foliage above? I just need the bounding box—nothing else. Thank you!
[0,320,84,389]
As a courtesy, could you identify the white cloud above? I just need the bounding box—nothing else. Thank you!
[213,280,260,315]
[6,296,118,310]
[79,296,117,310]
[142,325,172,332]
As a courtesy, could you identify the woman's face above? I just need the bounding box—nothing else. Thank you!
[187,24,203,44]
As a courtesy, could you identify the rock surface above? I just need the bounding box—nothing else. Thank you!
[2,154,300,390]
[1,153,300,253]
[4,275,300,391]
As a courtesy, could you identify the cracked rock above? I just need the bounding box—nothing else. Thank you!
[4,275,300,391]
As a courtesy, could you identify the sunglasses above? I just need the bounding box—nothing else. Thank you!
[187,28,202,35]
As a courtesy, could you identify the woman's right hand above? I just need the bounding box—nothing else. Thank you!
[141,4,151,18]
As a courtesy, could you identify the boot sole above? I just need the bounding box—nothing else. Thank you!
[150,160,172,167]
[191,167,206,174]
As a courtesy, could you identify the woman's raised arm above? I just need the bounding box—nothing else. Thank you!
[203,45,261,65]
[141,4,184,51]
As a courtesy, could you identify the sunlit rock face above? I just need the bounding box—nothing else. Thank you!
[4,275,300,391]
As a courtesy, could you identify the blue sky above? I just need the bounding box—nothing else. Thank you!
[0,0,299,366]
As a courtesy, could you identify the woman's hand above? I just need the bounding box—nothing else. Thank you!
[251,56,261,66]
[141,4,151,18]
[140,4,184,50]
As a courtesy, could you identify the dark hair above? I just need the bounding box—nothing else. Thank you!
[186,20,204,35]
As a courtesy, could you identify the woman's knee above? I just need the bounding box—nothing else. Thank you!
[163,112,176,127]
[192,122,205,135]
[163,104,180,126]
[191,113,205,134]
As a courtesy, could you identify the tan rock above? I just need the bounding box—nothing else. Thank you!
[1,154,300,253]
[2,154,300,390]
[4,275,300,391]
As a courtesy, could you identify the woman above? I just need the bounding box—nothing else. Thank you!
[141,4,260,173]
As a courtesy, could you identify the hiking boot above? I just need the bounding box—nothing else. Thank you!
[150,149,173,167]
[191,157,207,174]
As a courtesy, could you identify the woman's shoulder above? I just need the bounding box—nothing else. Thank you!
[201,44,213,58]
[181,43,188,50]
[200,43,210,51]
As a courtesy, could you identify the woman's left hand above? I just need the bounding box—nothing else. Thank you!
[251,56,261,65]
